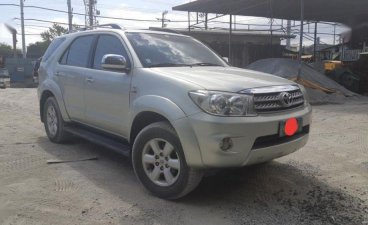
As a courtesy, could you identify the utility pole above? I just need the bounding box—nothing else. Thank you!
[20,0,26,58]
[67,0,73,30]
[269,0,273,52]
[89,0,94,27]
[286,20,291,49]
[297,0,305,80]
[313,22,318,62]
[205,13,208,30]
[229,14,232,63]
[333,23,336,45]
[84,0,97,27]
[270,18,273,47]
[188,11,191,32]
[161,10,168,28]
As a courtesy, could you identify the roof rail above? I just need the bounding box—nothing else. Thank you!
[93,23,123,29]
[67,27,88,34]
[67,23,123,34]
[148,27,182,34]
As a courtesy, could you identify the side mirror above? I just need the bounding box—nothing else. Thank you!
[222,57,229,63]
[101,54,129,72]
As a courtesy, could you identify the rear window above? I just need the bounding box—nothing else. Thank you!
[42,38,66,62]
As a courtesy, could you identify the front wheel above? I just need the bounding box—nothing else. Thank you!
[132,122,203,199]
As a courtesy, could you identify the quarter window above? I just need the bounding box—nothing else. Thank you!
[43,38,65,62]
[93,35,130,70]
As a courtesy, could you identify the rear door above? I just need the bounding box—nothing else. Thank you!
[55,35,95,122]
[84,33,132,137]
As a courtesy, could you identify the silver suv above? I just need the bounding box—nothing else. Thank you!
[38,25,312,199]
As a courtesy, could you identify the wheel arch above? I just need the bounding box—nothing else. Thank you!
[40,90,54,123]
[39,79,71,123]
[129,95,204,168]
[129,95,187,143]
[130,111,171,147]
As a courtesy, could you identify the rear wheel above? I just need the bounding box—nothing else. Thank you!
[132,121,203,199]
[43,97,71,143]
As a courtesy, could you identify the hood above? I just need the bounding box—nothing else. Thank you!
[149,66,295,92]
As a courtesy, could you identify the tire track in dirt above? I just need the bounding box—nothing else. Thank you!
[0,156,45,176]
[54,179,80,193]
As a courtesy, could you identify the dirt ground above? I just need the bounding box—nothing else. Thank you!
[0,88,367,225]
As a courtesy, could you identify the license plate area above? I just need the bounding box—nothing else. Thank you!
[279,117,303,137]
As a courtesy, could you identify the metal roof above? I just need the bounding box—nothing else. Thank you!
[173,0,367,26]
[174,29,294,38]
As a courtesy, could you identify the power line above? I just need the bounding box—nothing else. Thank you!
[0,3,158,22]
[13,18,84,27]
[16,23,50,29]
[2,3,349,28]
[0,3,208,23]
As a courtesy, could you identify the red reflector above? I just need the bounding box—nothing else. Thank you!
[284,118,298,136]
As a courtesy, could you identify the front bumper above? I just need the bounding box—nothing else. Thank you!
[182,105,312,168]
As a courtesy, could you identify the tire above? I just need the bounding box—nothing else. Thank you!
[43,97,71,143]
[132,121,203,199]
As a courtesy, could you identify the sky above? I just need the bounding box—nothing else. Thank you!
[0,0,349,50]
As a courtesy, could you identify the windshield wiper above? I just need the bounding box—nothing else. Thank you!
[190,62,223,67]
[148,63,191,68]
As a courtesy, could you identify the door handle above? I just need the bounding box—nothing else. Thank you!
[86,77,95,83]
[55,72,63,77]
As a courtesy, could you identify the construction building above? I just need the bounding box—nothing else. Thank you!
[176,29,293,68]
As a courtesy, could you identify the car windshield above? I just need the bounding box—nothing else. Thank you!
[126,32,226,68]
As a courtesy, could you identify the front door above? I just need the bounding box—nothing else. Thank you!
[84,34,132,137]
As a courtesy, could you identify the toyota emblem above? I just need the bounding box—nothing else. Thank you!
[279,92,293,107]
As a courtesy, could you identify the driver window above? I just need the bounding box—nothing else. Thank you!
[93,35,130,70]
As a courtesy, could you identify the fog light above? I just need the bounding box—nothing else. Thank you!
[220,137,233,151]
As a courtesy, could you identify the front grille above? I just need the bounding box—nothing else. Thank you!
[240,85,305,113]
[253,89,304,113]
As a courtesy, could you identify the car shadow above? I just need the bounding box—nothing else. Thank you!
[37,136,367,225]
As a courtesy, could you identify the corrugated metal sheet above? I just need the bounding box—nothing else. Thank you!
[173,0,368,26]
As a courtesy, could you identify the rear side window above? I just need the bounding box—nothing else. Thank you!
[93,35,130,70]
[43,38,65,62]
[62,35,94,67]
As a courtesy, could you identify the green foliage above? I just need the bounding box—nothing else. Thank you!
[40,23,68,43]
[27,41,50,58]
[0,43,21,57]
[27,23,69,58]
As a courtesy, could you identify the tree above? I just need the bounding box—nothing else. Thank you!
[27,41,49,59]
[40,23,68,43]
[26,23,69,58]
[0,43,21,57]
[0,43,13,56]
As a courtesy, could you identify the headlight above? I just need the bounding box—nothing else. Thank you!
[189,90,257,116]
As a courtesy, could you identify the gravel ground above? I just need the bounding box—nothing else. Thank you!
[0,88,367,225]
